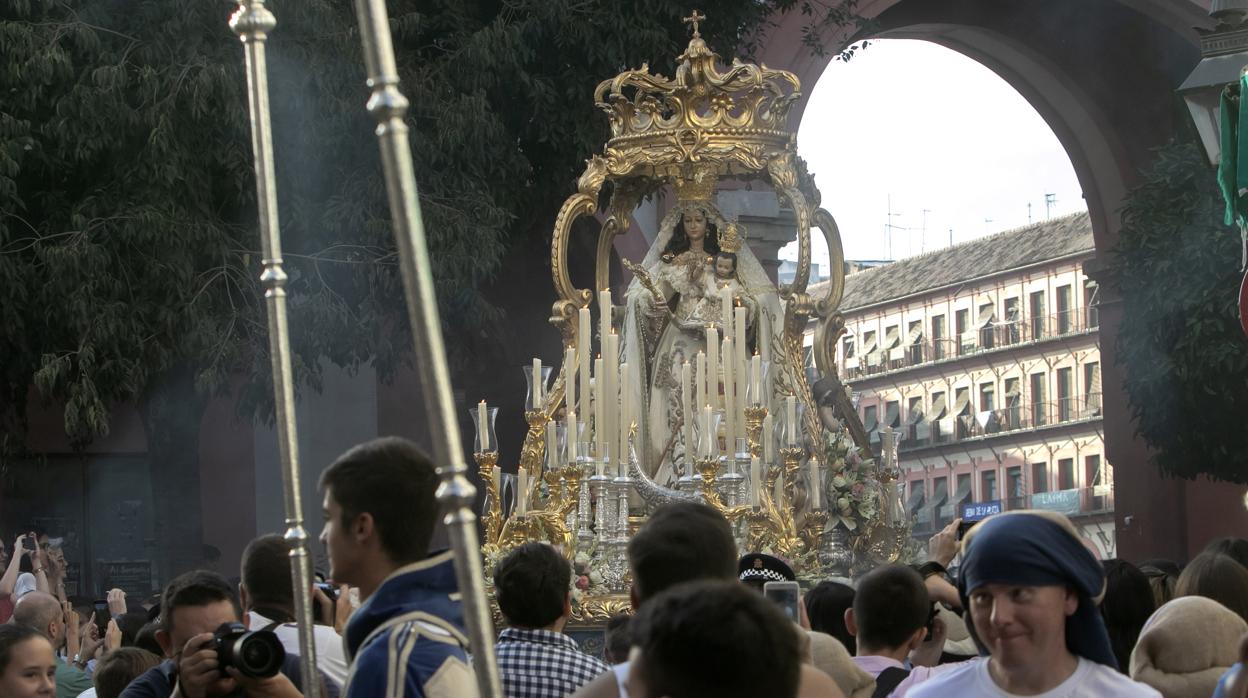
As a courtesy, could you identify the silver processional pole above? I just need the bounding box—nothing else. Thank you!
[350,1,503,696]
[228,3,321,697]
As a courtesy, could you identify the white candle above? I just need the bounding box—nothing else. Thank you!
[564,347,577,417]
[809,457,821,510]
[735,305,747,357]
[723,337,735,457]
[599,289,612,346]
[477,400,489,452]
[695,351,707,414]
[750,354,762,406]
[545,419,557,470]
[760,311,771,363]
[578,307,591,415]
[517,466,528,515]
[706,327,719,411]
[594,357,605,458]
[567,417,578,464]
[532,357,543,409]
[720,286,732,332]
[702,404,713,458]
[750,456,761,508]
[604,332,618,461]
[491,465,501,505]
[786,395,798,446]
[735,304,748,442]
[681,360,693,462]
[618,362,630,472]
[762,413,774,463]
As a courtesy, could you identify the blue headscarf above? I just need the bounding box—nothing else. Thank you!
[958,511,1117,669]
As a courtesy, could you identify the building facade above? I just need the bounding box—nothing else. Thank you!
[812,212,1115,558]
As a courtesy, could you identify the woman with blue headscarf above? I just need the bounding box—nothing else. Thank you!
[909,511,1160,697]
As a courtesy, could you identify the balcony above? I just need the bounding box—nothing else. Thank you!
[890,394,1103,452]
[910,485,1113,535]
[844,308,1100,381]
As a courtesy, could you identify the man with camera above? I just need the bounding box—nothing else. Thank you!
[318,437,475,698]
[118,570,336,698]
[239,534,349,688]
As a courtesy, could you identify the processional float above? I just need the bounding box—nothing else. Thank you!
[229,0,501,695]
[474,13,914,626]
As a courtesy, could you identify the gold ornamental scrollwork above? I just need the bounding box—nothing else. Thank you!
[812,207,845,316]
[569,594,633,625]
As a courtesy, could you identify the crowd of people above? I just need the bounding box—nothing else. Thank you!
[3,435,1248,698]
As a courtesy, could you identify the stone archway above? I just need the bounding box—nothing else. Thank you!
[755,0,1247,561]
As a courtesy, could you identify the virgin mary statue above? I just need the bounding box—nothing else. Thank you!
[621,184,784,485]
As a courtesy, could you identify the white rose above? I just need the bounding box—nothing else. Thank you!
[589,571,604,585]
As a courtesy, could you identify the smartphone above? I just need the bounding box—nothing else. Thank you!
[92,599,110,635]
[21,536,35,551]
[957,501,1003,540]
[763,581,802,625]
[923,603,939,641]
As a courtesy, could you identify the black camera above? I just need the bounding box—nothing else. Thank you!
[212,622,284,678]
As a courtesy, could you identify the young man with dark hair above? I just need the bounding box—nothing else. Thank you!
[844,564,943,697]
[239,534,348,688]
[492,542,607,696]
[117,569,326,698]
[626,579,802,698]
[319,436,474,698]
[572,502,841,698]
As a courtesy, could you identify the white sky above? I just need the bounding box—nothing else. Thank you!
[783,39,1086,266]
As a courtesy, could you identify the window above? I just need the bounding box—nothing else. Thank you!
[908,320,924,364]
[1085,454,1103,488]
[932,315,946,359]
[1004,378,1021,428]
[955,308,971,355]
[1030,372,1047,427]
[843,337,855,359]
[955,387,971,437]
[931,391,947,441]
[907,396,923,439]
[1007,466,1024,500]
[862,330,878,367]
[1084,362,1102,415]
[1058,458,1075,490]
[885,400,901,429]
[933,476,948,501]
[1004,297,1021,344]
[979,382,995,412]
[1032,462,1049,493]
[1057,367,1073,421]
[978,302,996,349]
[863,405,878,432]
[1085,280,1100,328]
[981,469,998,502]
[1056,284,1072,334]
[1030,290,1046,338]
[956,473,972,507]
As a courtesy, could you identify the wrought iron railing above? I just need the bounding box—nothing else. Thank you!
[910,485,1113,534]
[890,394,1102,451]
[844,308,1100,380]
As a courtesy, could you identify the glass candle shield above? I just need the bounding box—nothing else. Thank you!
[522,365,554,411]
[470,405,500,454]
[745,360,771,407]
[781,401,806,449]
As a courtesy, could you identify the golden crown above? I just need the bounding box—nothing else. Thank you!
[673,165,718,202]
[592,11,801,183]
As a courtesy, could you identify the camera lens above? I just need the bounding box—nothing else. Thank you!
[213,622,285,679]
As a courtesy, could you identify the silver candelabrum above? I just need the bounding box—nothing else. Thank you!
[575,454,594,552]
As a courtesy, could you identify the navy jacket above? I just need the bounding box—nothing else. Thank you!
[343,550,477,698]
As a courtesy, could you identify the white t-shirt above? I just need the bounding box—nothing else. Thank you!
[247,611,349,688]
[14,572,36,599]
[908,657,1161,698]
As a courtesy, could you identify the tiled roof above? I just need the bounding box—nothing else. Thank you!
[812,211,1094,312]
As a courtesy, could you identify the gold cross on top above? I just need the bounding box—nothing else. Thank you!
[683,10,706,38]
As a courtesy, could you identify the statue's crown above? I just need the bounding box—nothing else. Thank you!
[592,11,801,184]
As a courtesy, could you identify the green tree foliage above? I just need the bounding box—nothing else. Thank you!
[1113,141,1248,482]
[0,0,799,444]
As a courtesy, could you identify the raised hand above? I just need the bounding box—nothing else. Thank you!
[107,587,127,616]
